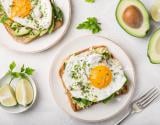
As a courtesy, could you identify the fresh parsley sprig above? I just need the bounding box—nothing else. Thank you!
[7,62,35,84]
[77,17,101,34]
[85,0,95,3]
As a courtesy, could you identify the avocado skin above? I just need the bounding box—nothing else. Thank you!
[147,54,157,64]
[147,36,154,64]
[147,29,160,64]
[115,0,150,38]
[147,50,157,64]
[147,52,160,64]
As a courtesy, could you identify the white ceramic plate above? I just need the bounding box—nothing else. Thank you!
[0,0,71,53]
[49,35,135,122]
[0,74,37,114]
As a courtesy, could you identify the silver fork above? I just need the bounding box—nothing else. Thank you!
[114,87,160,125]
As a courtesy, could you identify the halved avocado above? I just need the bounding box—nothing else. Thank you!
[148,29,160,64]
[116,0,150,37]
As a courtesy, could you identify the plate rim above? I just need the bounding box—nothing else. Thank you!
[49,35,136,122]
[0,0,72,53]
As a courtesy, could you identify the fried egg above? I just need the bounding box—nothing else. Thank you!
[62,47,127,102]
[0,0,52,30]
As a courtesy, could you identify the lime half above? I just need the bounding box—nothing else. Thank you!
[16,79,34,106]
[0,85,17,107]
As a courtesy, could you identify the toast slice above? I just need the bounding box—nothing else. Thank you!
[59,46,129,112]
[0,2,63,44]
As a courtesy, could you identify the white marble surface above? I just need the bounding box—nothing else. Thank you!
[0,0,160,125]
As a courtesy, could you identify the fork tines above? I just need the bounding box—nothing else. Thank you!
[135,87,160,108]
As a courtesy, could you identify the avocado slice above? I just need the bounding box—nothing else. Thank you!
[14,27,31,37]
[48,2,55,34]
[39,29,48,36]
[48,3,63,33]
[148,29,160,64]
[116,0,150,38]
[28,29,40,39]
[10,22,21,30]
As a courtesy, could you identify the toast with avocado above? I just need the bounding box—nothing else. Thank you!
[0,0,63,44]
[59,46,129,111]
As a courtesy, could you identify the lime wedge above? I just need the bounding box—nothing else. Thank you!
[0,85,17,107]
[151,0,160,22]
[16,79,34,106]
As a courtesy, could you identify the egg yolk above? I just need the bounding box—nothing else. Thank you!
[89,65,112,89]
[11,0,32,18]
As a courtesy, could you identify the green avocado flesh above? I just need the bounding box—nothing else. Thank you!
[14,27,32,36]
[0,2,63,38]
[148,29,160,64]
[116,0,150,37]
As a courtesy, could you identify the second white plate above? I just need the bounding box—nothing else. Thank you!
[49,35,135,122]
[0,0,71,53]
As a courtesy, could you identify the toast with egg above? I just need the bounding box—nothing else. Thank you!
[0,0,63,44]
[59,46,129,112]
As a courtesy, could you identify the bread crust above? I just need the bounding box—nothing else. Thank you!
[4,20,63,44]
[59,57,82,111]
[59,46,128,112]
[59,46,105,111]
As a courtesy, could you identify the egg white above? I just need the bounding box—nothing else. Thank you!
[0,0,52,30]
[62,51,127,102]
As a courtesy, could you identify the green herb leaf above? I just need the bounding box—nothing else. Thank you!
[77,17,101,34]
[102,51,111,60]
[0,15,8,24]
[11,72,20,78]
[72,97,93,108]
[9,61,16,71]
[54,5,63,21]
[124,73,128,84]
[19,72,27,79]
[21,64,25,72]
[85,0,95,3]
[7,61,35,84]
[102,94,115,104]
[25,67,35,75]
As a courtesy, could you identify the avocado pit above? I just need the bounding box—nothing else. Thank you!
[123,5,143,28]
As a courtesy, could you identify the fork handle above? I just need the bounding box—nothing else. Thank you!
[114,110,133,125]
